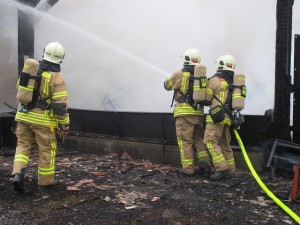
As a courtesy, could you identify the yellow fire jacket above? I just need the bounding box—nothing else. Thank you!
[164,70,204,117]
[205,74,232,125]
[15,71,70,131]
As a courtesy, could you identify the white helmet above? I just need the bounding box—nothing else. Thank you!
[183,48,201,65]
[216,55,235,71]
[43,42,65,64]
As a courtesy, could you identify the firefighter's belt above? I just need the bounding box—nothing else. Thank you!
[35,100,51,110]
[176,95,188,103]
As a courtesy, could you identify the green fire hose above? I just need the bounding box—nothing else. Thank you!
[233,129,300,224]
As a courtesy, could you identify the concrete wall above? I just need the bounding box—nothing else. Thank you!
[62,135,267,173]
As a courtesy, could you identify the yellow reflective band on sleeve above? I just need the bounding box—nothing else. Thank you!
[206,87,214,95]
[14,154,30,164]
[167,78,174,89]
[57,117,70,125]
[53,91,68,99]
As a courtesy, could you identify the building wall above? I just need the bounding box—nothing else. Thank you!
[0,4,18,114]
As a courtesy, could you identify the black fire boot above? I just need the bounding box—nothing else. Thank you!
[197,167,215,178]
[210,169,229,181]
[12,168,26,192]
[177,168,194,177]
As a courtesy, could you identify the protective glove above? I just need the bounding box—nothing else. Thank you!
[57,124,69,143]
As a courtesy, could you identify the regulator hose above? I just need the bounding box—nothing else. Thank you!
[233,129,300,224]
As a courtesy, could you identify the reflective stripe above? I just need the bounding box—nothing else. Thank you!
[53,91,68,99]
[37,125,57,176]
[41,71,52,96]
[213,154,226,164]
[206,115,231,125]
[43,79,50,95]
[14,154,30,164]
[180,72,190,94]
[181,158,193,166]
[206,141,226,164]
[219,80,227,103]
[18,85,34,91]
[174,104,203,117]
[57,117,70,125]
[206,141,216,157]
[177,136,184,159]
[226,158,235,165]
[206,87,214,95]
[50,141,57,168]
[167,78,174,89]
[232,94,244,99]
[38,167,55,175]
[177,136,193,166]
[16,111,58,127]
[197,151,209,159]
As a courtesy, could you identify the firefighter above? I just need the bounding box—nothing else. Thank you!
[11,42,70,192]
[164,48,212,176]
[203,55,236,181]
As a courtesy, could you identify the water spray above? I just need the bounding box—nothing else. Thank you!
[0,0,170,78]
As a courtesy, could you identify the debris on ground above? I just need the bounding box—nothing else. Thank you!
[0,148,299,225]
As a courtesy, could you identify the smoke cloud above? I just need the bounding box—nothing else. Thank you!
[0,4,18,113]
[1,0,300,115]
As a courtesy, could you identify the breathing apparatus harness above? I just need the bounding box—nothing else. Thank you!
[170,65,203,110]
[19,60,60,113]
[209,71,244,128]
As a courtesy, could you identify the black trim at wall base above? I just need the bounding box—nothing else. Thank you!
[68,109,271,148]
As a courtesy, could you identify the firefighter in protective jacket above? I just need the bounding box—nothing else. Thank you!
[12,42,70,192]
[164,49,212,176]
[203,55,236,181]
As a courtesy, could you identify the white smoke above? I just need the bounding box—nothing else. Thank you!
[2,0,300,115]
[0,4,18,113]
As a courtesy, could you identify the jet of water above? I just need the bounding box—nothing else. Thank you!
[0,0,170,78]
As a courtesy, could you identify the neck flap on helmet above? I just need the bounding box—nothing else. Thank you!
[40,60,61,72]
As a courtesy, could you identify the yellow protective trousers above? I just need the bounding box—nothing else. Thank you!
[175,115,211,174]
[203,123,235,172]
[12,122,57,186]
